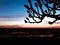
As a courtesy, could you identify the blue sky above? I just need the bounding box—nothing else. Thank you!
[0,0,28,17]
[0,0,60,17]
[0,0,30,25]
[0,0,60,25]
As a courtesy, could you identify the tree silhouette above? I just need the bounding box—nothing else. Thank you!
[24,0,60,24]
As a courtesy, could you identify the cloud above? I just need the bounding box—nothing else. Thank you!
[0,16,60,26]
[0,17,25,25]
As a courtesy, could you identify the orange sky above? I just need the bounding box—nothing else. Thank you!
[0,23,60,28]
[0,17,60,28]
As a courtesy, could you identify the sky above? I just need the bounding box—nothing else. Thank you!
[0,0,60,28]
[0,0,60,17]
[0,0,27,25]
[0,0,28,17]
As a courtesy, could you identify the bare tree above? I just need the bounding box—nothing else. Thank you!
[24,0,60,24]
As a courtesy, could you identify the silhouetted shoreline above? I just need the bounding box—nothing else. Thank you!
[0,28,60,38]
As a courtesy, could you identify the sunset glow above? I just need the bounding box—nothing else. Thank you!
[0,0,60,28]
[0,16,60,28]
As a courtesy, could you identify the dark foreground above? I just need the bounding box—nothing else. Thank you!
[0,28,60,40]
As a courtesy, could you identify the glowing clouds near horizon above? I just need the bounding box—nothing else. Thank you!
[0,16,60,27]
[0,17,25,25]
[26,16,56,23]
